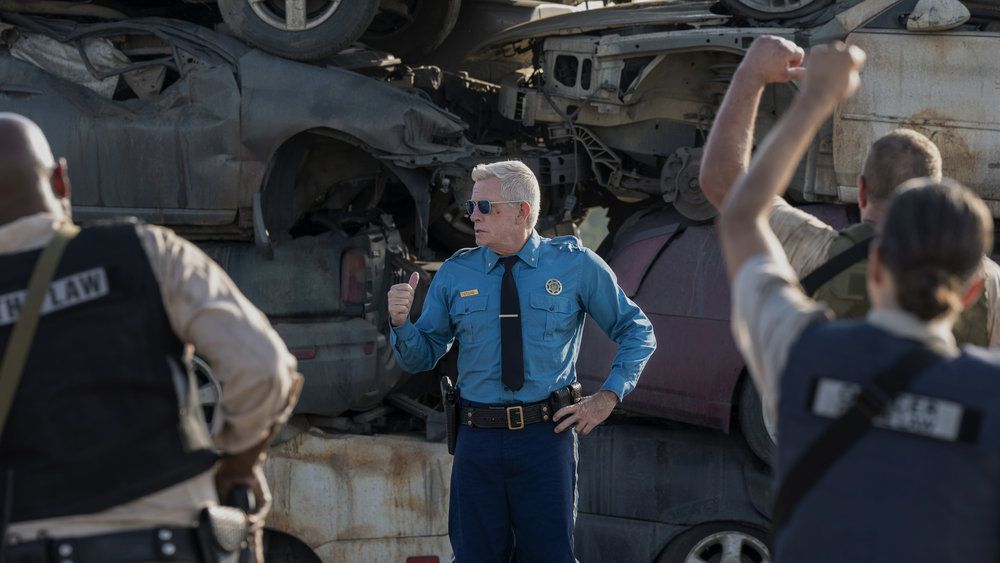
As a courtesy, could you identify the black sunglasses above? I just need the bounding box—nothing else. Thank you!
[464,199,523,215]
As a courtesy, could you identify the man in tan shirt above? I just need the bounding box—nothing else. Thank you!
[700,35,1000,346]
[0,113,301,562]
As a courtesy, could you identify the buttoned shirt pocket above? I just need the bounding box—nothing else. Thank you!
[450,294,489,344]
[529,292,578,342]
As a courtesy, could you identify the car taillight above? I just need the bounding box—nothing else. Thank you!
[289,347,316,361]
[341,248,367,305]
[405,558,439,563]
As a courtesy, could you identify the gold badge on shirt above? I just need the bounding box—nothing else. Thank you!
[460,289,479,297]
[545,279,563,296]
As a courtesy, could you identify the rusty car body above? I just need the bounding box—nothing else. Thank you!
[480,0,1000,220]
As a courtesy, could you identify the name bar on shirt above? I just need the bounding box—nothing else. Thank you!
[0,267,110,327]
[812,377,968,442]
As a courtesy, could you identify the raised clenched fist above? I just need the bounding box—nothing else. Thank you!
[388,271,420,327]
[801,42,867,108]
[738,35,806,86]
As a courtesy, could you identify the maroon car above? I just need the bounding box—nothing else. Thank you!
[578,203,853,466]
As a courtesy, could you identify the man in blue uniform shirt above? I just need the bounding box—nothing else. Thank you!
[386,160,656,562]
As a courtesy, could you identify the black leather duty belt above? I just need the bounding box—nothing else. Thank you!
[4,526,204,563]
[459,400,552,430]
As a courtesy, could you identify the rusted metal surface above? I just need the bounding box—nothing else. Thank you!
[835,29,1000,214]
[264,430,452,560]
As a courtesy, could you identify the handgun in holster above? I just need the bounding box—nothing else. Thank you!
[548,381,582,413]
[440,375,459,455]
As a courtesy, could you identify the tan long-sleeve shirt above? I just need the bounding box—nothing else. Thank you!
[1,213,299,540]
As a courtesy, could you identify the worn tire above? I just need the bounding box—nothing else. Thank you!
[719,0,833,20]
[656,522,771,563]
[362,0,463,61]
[218,0,378,61]
[429,212,475,250]
[739,378,776,467]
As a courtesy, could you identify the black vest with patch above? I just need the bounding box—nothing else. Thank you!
[0,222,217,523]
[777,322,1000,561]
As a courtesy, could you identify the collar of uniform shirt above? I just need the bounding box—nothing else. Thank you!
[0,211,65,254]
[867,308,960,357]
[483,229,542,272]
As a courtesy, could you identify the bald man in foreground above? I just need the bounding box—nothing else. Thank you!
[0,113,301,563]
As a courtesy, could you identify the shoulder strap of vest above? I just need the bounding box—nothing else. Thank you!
[839,221,877,244]
[772,343,945,537]
[0,223,80,438]
[800,233,874,296]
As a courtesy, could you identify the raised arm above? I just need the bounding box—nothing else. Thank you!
[389,269,456,373]
[718,43,866,280]
[700,36,806,209]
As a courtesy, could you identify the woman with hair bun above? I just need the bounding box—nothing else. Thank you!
[877,177,992,323]
[717,41,1000,562]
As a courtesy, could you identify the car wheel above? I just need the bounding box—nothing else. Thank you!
[664,147,717,222]
[263,530,323,563]
[218,0,379,61]
[719,0,834,20]
[656,522,771,563]
[739,378,776,467]
[362,0,463,61]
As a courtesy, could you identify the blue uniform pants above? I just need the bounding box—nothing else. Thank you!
[448,420,578,563]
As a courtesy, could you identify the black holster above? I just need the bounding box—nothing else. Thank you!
[441,376,459,455]
[548,381,582,413]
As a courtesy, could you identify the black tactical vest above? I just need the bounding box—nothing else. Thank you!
[813,222,990,346]
[0,221,217,523]
[777,322,1000,562]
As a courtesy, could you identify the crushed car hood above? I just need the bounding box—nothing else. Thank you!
[472,0,729,59]
[238,49,474,168]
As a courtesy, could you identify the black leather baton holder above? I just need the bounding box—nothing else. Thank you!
[441,376,459,455]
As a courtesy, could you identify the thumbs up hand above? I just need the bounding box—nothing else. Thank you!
[388,272,420,327]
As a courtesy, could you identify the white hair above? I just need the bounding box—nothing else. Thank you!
[471,160,541,228]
